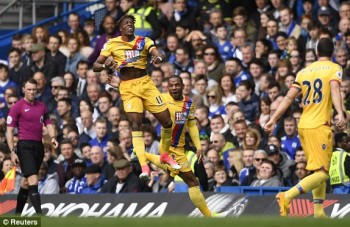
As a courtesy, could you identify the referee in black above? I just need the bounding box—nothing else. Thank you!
[6,78,58,214]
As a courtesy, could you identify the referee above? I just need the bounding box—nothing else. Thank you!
[6,78,58,214]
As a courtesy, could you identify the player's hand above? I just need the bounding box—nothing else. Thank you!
[51,138,59,149]
[196,148,203,164]
[150,55,163,64]
[105,56,116,69]
[335,112,346,130]
[107,75,120,88]
[264,120,275,134]
[10,151,19,165]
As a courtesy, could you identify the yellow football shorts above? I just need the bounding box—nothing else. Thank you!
[298,125,332,172]
[119,76,167,113]
[166,146,192,177]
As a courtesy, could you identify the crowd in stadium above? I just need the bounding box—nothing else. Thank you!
[0,0,350,195]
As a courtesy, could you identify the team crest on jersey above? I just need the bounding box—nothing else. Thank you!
[6,116,12,124]
[336,71,342,79]
[175,111,187,124]
[322,144,326,150]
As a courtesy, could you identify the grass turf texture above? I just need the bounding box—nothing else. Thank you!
[37,216,350,227]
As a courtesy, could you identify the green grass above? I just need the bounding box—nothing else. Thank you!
[37,216,350,227]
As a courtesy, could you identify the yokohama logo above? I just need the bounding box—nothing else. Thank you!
[289,199,338,217]
[0,200,16,215]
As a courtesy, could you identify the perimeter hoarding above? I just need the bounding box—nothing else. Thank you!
[1,193,349,218]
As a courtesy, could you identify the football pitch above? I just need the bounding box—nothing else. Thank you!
[38,216,350,227]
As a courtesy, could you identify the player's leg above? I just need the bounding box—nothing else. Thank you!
[152,111,180,169]
[178,171,212,217]
[142,77,179,169]
[312,181,328,218]
[26,142,45,214]
[127,112,150,178]
[27,174,42,214]
[16,177,29,214]
[120,79,150,178]
[277,126,331,217]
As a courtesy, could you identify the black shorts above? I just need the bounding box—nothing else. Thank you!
[17,140,44,178]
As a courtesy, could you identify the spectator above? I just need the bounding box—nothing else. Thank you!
[237,81,260,122]
[239,148,255,184]
[67,13,83,34]
[76,30,94,59]
[142,124,160,155]
[88,15,119,65]
[173,46,194,76]
[0,64,17,108]
[65,36,87,76]
[38,162,59,194]
[30,43,59,81]
[21,34,34,67]
[279,7,301,39]
[265,144,294,181]
[208,164,237,191]
[219,74,237,106]
[210,133,236,172]
[8,48,32,93]
[90,146,114,180]
[101,159,143,193]
[47,35,67,76]
[89,118,110,153]
[281,117,301,159]
[57,139,79,193]
[225,57,251,88]
[65,159,87,194]
[202,45,224,83]
[243,128,262,150]
[290,160,309,186]
[80,164,105,194]
[166,0,197,33]
[250,159,284,187]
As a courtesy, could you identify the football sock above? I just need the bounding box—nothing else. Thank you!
[313,181,327,217]
[16,187,29,214]
[159,127,172,154]
[28,185,42,214]
[188,186,212,217]
[132,131,147,166]
[286,171,329,201]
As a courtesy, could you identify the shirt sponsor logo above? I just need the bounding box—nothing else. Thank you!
[24,109,30,112]
[124,50,140,63]
[174,112,186,124]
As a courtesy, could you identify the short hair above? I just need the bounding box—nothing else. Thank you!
[118,15,136,27]
[232,6,247,18]
[0,63,9,72]
[94,117,107,126]
[226,57,243,68]
[84,18,95,26]
[268,81,280,90]
[317,38,334,57]
[23,78,37,87]
[8,47,21,56]
[51,76,65,87]
[80,142,91,151]
[99,91,113,103]
[49,34,62,45]
[58,97,72,106]
[194,74,208,83]
[60,138,73,147]
[284,116,296,125]
[196,105,209,116]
